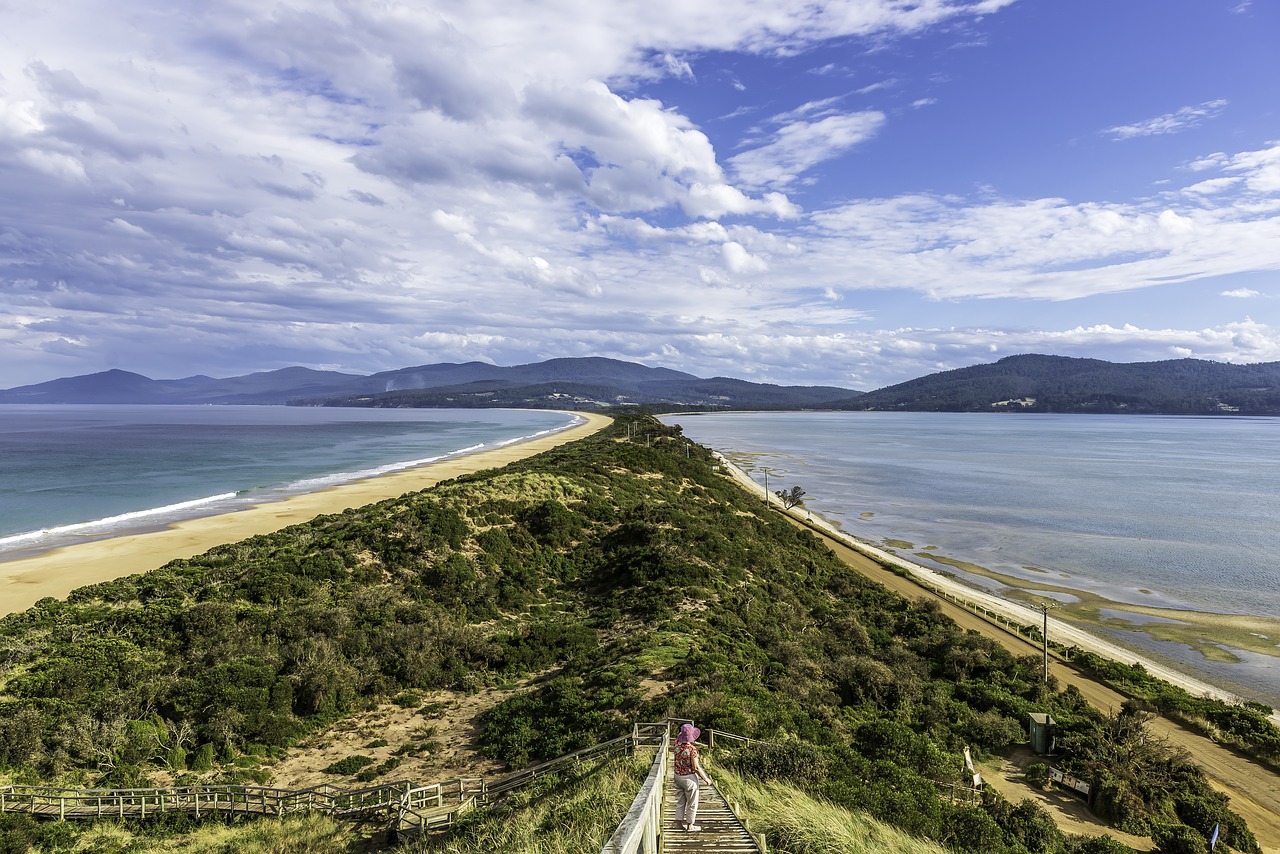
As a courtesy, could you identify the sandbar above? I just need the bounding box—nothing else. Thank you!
[0,412,611,617]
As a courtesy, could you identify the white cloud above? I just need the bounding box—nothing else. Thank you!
[722,241,769,274]
[1222,288,1261,298]
[1104,99,1229,140]
[731,111,886,188]
[856,79,897,94]
[2,0,1276,393]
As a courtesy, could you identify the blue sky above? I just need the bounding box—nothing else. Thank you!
[1,0,1277,391]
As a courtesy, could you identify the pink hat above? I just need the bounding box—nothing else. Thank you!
[677,723,700,744]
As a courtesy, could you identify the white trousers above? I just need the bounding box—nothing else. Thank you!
[674,773,700,826]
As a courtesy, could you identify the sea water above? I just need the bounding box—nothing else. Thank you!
[662,411,1280,707]
[0,405,577,558]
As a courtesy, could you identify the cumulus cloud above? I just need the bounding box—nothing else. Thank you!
[1222,288,1261,298]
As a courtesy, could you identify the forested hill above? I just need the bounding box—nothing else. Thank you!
[0,415,1270,852]
[825,354,1280,415]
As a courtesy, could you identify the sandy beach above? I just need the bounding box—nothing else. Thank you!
[0,411,611,618]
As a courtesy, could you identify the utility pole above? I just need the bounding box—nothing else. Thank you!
[1035,602,1059,685]
[761,467,774,506]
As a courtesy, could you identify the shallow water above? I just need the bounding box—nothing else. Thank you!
[663,411,1280,707]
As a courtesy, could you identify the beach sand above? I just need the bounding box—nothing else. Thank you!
[0,411,611,618]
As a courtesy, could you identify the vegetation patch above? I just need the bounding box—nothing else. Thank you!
[322,755,375,776]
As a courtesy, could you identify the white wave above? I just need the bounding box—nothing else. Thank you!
[0,492,240,550]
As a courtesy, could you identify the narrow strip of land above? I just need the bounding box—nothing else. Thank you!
[0,411,611,618]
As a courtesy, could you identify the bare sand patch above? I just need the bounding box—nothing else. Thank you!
[270,683,531,790]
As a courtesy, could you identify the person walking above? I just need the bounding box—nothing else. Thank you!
[673,723,711,832]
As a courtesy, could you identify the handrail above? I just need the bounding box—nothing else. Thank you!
[0,717,767,845]
[488,732,635,797]
[599,726,670,854]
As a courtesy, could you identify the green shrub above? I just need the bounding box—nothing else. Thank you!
[322,755,375,776]
[1024,762,1050,788]
[393,691,422,708]
[1152,823,1207,854]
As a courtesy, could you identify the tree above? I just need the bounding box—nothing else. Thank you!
[775,485,805,509]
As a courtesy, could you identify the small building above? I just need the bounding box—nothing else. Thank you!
[1028,713,1055,755]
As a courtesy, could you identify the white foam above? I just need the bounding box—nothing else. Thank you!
[0,492,240,550]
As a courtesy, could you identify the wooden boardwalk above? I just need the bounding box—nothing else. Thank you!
[661,780,761,853]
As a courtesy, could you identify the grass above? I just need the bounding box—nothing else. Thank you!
[60,812,369,853]
[713,767,951,854]
[404,752,651,854]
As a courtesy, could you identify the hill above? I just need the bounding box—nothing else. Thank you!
[0,414,1270,853]
[0,357,857,409]
[6,353,1280,415]
[829,354,1280,415]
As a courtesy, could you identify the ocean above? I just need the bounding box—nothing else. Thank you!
[661,411,1280,708]
[0,405,577,559]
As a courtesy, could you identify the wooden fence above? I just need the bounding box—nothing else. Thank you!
[0,780,410,822]
[0,722,658,840]
[1,718,814,850]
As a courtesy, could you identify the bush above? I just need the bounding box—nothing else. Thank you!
[1024,762,1051,789]
[322,755,375,776]
[1153,823,1207,854]
[723,741,829,784]
[392,692,422,708]
[1065,836,1137,854]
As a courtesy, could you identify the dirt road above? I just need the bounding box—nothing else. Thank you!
[807,523,1280,853]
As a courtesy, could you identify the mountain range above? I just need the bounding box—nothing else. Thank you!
[0,357,855,409]
[2,354,1279,414]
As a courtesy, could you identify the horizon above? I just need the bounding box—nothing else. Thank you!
[2,0,1277,390]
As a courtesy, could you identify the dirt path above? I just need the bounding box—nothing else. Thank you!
[979,747,1154,852]
[805,520,1280,853]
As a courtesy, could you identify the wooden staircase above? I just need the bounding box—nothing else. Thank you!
[661,781,761,853]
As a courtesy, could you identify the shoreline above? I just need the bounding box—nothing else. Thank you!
[712,451,1278,721]
[0,412,611,618]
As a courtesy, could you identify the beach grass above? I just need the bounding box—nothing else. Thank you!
[401,754,649,854]
[712,767,950,854]
[54,811,363,853]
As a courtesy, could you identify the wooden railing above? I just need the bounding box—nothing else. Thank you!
[0,780,410,822]
[599,723,671,854]
[0,718,764,846]
[396,778,486,838]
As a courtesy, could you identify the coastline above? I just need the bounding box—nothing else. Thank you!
[0,411,611,618]
[712,451,1272,717]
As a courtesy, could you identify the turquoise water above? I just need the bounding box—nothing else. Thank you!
[0,405,577,557]
[663,411,1280,706]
